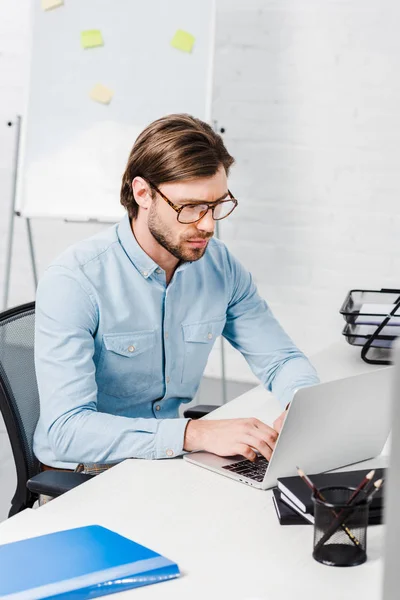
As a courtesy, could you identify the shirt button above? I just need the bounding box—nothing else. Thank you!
[166,449,174,457]
[156,268,162,274]
[165,332,169,339]
[128,345,135,352]
[207,333,213,340]
[166,376,170,384]
[155,405,161,411]
[142,271,148,277]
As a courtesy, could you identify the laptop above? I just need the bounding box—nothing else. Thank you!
[184,367,393,490]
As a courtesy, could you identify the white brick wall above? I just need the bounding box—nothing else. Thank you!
[1,0,400,383]
[209,0,400,379]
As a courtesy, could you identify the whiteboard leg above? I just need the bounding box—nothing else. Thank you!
[26,219,38,290]
[212,116,228,404]
[215,218,228,404]
[2,116,22,310]
[2,211,16,311]
[220,330,228,405]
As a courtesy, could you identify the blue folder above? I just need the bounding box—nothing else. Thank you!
[0,524,180,599]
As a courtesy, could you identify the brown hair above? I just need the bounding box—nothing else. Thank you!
[120,114,235,218]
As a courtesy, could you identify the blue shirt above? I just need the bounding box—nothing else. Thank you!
[33,214,319,468]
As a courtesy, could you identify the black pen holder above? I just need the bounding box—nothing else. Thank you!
[312,486,371,567]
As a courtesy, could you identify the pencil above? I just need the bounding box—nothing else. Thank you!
[346,470,375,505]
[296,467,326,501]
[296,467,361,547]
[296,468,374,505]
[362,477,375,497]
[313,471,378,552]
[366,478,384,501]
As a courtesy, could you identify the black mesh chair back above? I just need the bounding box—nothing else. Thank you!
[0,302,40,516]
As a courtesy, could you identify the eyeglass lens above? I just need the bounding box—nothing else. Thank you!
[179,200,236,224]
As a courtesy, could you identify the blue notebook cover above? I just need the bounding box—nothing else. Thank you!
[0,525,180,599]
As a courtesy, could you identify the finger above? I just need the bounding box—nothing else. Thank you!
[248,426,277,451]
[236,444,257,462]
[247,419,278,446]
[273,416,283,434]
[243,434,274,461]
[274,410,288,434]
[249,418,278,442]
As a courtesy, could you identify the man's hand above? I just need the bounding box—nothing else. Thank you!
[273,408,289,434]
[183,418,278,462]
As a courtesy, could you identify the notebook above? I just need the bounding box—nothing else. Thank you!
[277,468,385,513]
[0,525,180,599]
[278,490,383,525]
[271,488,310,525]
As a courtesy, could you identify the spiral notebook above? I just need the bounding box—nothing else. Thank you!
[0,525,180,599]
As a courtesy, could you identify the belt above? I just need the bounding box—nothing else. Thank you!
[40,462,74,473]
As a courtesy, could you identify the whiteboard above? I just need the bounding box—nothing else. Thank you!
[17,0,216,222]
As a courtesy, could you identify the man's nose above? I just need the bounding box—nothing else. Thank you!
[196,208,215,233]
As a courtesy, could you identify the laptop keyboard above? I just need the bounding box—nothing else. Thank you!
[222,456,269,482]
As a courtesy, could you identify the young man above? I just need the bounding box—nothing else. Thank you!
[33,114,319,470]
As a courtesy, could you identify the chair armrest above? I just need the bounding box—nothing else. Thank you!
[183,404,218,419]
[27,471,94,498]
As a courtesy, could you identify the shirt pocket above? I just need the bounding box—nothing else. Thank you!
[181,316,226,384]
[97,330,156,397]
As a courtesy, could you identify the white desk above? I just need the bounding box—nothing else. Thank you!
[310,340,385,381]
[0,453,387,600]
[0,342,388,599]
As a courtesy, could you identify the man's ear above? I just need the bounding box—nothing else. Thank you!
[132,177,153,210]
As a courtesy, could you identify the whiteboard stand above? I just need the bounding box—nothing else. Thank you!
[215,203,227,405]
[2,116,38,311]
[211,118,228,405]
[211,119,228,400]
[24,216,39,290]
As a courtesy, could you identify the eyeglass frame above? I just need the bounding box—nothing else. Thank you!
[146,179,238,224]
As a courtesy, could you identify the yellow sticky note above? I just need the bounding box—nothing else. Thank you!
[81,30,104,50]
[171,29,195,54]
[89,84,114,105]
[41,0,63,10]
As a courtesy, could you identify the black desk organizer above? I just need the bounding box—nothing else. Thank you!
[340,288,400,365]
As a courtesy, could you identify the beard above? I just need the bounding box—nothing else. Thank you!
[148,204,212,262]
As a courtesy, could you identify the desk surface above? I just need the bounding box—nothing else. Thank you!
[0,344,388,599]
[310,340,384,381]
[0,454,387,600]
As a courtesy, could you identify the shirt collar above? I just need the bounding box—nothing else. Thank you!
[116,214,195,279]
[117,214,159,279]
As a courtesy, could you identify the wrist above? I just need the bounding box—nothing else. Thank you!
[183,419,205,452]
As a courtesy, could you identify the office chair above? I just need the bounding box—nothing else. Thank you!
[183,405,217,419]
[0,302,92,518]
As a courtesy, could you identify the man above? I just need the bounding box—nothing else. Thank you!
[34,114,319,471]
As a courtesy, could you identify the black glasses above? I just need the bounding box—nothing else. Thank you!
[147,180,238,224]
